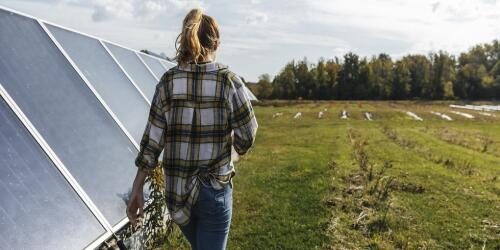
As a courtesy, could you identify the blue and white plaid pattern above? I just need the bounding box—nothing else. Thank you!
[135,62,258,225]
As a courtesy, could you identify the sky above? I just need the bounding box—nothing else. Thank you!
[1,0,499,82]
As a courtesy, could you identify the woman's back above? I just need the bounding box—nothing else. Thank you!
[128,9,257,249]
[135,60,257,225]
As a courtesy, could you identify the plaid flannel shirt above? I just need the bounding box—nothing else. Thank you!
[135,61,258,225]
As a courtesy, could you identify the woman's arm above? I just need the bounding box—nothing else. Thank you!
[127,83,168,228]
[228,75,258,155]
[126,168,148,228]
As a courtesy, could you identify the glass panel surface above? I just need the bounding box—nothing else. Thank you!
[0,97,105,249]
[0,9,137,225]
[160,59,174,70]
[139,53,167,79]
[47,25,149,143]
[104,42,158,102]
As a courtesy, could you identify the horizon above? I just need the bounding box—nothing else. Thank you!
[1,0,499,82]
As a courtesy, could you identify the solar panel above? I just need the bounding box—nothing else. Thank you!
[160,59,175,70]
[0,96,105,249]
[0,9,138,225]
[139,53,167,79]
[104,42,159,102]
[46,24,150,144]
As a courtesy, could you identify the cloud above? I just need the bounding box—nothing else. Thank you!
[245,11,268,25]
[65,0,203,22]
[2,0,499,81]
[89,0,134,21]
[431,2,440,12]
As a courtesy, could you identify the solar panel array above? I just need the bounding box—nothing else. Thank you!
[0,6,175,250]
[0,5,258,249]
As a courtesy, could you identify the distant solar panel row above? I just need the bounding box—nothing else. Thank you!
[0,6,174,249]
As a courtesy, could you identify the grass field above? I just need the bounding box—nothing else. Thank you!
[159,101,499,250]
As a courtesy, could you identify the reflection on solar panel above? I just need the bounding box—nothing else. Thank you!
[46,24,150,143]
[0,8,140,228]
[104,42,159,102]
[139,53,168,79]
[0,96,105,249]
[160,59,174,70]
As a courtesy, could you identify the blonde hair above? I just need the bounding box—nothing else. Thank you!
[175,9,220,67]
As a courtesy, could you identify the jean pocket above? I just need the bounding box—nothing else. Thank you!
[213,187,226,209]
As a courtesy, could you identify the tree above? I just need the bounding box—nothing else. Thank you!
[256,74,273,99]
[337,52,361,99]
[491,60,500,98]
[272,61,297,99]
[427,52,456,99]
[267,39,499,100]
[456,47,488,99]
[325,59,341,99]
[370,54,393,99]
[392,59,411,99]
[313,58,330,99]
[294,58,314,99]
[405,55,432,99]
[356,59,373,99]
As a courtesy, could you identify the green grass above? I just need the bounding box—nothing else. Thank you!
[158,101,500,249]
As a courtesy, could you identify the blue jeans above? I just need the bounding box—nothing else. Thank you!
[179,182,233,250]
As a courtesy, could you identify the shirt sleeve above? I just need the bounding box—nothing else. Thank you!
[228,74,258,155]
[135,83,167,173]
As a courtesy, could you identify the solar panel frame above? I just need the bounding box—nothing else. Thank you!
[0,5,174,249]
[0,6,140,233]
[38,21,141,151]
[0,91,106,250]
[103,42,159,102]
[136,51,161,82]
[100,40,151,104]
[37,20,137,231]
[160,59,175,70]
[138,53,168,79]
[44,23,151,144]
[0,4,172,248]
[31,9,165,234]
[0,84,113,250]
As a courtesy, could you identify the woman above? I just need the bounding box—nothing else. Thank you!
[126,8,258,250]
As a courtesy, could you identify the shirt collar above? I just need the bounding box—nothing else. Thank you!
[177,61,228,72]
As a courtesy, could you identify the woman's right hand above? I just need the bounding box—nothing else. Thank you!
[127,168,147,229]
[127,188,144,229]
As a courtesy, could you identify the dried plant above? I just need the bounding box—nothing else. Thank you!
[142,164,169,249]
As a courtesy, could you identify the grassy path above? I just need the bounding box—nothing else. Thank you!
[158,101,499,249]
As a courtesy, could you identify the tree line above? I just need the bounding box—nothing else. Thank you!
[251,40,500,100]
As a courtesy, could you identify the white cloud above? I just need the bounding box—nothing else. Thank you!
[66,0,204,22]
[1,0,499,81]
[245,11,268,25]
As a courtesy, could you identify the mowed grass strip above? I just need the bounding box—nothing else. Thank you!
[229,106,335,249]
[360,123,499,248]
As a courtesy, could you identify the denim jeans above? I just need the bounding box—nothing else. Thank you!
[179,182,233,250]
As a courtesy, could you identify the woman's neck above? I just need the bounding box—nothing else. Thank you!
[203,52,215,62]
[189,53,216,65]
